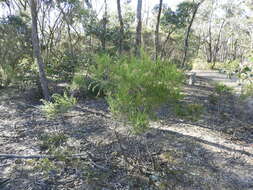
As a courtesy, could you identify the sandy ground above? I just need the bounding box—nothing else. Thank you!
[0,75,253,190]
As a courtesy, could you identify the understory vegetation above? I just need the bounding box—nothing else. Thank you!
[1,0,253,189]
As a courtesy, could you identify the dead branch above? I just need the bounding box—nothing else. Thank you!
[0,153,87,159]
[0,153,109,171]
[74,106,111,119]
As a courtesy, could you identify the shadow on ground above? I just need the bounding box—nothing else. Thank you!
[1,77,253,190]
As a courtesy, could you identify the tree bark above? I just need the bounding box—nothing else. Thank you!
[155,0,163,61]
[182,1,204,67]
[102,0,107,51]
[117,0,124,54]
[160,30,174,59]
[212,19,225,68]
[207,22,213,63]
[30,0,50,100]
[135,0,142,57]
[84,0,92,9]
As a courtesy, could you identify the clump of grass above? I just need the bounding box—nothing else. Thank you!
[34,158,60,176]
[214,83,233,95]
[69,72,86,92]
[241,83,253,99]
[41,92,76,118]
[174,103,204,121]
[39,133,68,152]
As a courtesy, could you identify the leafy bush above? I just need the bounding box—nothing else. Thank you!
[71,54,114,98]
[70,72,86,91]
[191,58,212,70]
[214,83,233,95]
[241,83,253,99]
[214,60,239,73]
[0,64,23,87]
[90,53,184,133]
[88,54,114,93]
[41,92,76,118]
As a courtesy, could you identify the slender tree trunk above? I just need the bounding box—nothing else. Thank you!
[82,0,93,51]
[182,1,203,67]
[233,39,238,60]
[155,0,163,61]
[56,2,75,63]
[102,0,107,51]
[160,30,174,59]
[117,0,124,54]
[30,0,50,100]
[212,19,225,67]
[135,0,142,57]
[84,0,92,9]
[207,23,213,63]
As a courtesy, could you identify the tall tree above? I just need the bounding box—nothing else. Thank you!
[30,0,50,100]
[212,19,225,67]
[55,1,75,64]
[117,0,124,54]
[182,0,204,67]
[155,0,163,60]
[135,0,142,57]
[102,0,107,51]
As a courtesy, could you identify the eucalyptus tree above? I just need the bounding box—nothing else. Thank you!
[135,0,142,57]
[182,0,205,67]
[30,0,50,100]
[194,0,251,66]
[102,0,107,51]
[160,1,198,61]
[117,0,124,54]
[155,0,163,60]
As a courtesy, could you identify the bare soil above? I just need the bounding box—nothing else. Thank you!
[0,75,253,190]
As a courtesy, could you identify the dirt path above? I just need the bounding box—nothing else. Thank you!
[192,70,242,94]
[0,78,253,189]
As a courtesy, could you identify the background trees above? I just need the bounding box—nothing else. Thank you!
[194,0,252,67]
[0,0,252,97]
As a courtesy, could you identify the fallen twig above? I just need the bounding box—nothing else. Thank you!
[0,153,87,159]
[74,106,111,119]
[0,153,109,171]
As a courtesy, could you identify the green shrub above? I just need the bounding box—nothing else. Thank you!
[0,65,18,87]
[70,72,109,98]
[70,72,86,91]
[241,83,253,99]
[90,53,184,133]
[69,71,87,97]
[70,54,113,98]
[214,83,233,95]
[208,94,218,105]
[34,158,60,176]
[173,103,204,121]
[88,54,114,95]
[39,133,68,152]
[191,58,212,70]
[41,92,76,118]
